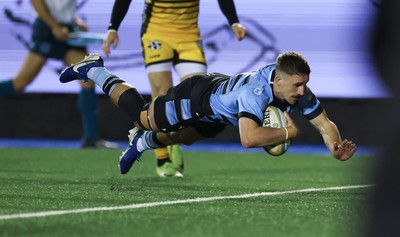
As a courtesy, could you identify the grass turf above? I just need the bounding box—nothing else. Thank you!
[0,147,376,237]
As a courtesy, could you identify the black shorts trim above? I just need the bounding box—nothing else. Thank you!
[239,112,262,126]
[173,59,207,66]
[304,105,324,120]
[145,59,173,67]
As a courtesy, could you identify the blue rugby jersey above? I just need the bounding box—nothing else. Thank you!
[204,64,322,126]
[157,64,323,131]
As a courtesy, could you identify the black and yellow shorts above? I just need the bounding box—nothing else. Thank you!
[141,33,207,67]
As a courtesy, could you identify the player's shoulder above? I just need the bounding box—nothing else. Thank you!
[255,64,276,83]
[259,64,276,73]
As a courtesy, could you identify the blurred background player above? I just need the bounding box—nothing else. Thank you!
[102,0,247,177]
[0,0,118,149]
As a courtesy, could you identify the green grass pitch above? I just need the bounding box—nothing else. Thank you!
[0,147,376,237]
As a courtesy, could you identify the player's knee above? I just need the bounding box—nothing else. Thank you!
[180,140,196,146]
[118,88,145,122]
[168,131,194,145]
[177,133,199,145]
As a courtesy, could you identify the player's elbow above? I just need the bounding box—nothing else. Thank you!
[240,136,258,148]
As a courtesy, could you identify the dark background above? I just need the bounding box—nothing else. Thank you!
[0,94,385,146]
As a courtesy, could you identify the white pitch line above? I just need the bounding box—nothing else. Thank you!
[0,184,373,221]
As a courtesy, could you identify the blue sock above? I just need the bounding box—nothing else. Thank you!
[0,80,15,98]
[78,88,98,142]
[91,68,120,95]
[137,131,164,152]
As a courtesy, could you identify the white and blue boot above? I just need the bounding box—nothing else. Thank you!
[119,127,144,174]
[59,53,103,83]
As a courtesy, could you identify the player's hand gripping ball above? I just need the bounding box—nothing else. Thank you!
[262,106,291,156]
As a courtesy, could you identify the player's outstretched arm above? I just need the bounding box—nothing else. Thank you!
[332,139,357,161]
[238,116,298,148]
[102,0,132,56]
[74,17,88,32]
[102,30,119,57]
[231,23,247,41]
[217,0,246,41]
[309,110,357,161]
[31,0,69,41]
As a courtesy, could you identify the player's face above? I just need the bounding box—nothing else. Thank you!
[275,72,309,105]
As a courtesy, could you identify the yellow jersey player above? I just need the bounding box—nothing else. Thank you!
[102,0,247,178]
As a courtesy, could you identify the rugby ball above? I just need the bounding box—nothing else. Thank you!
[262,106,291,156]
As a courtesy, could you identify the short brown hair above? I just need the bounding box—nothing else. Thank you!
[276,52,311,76]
